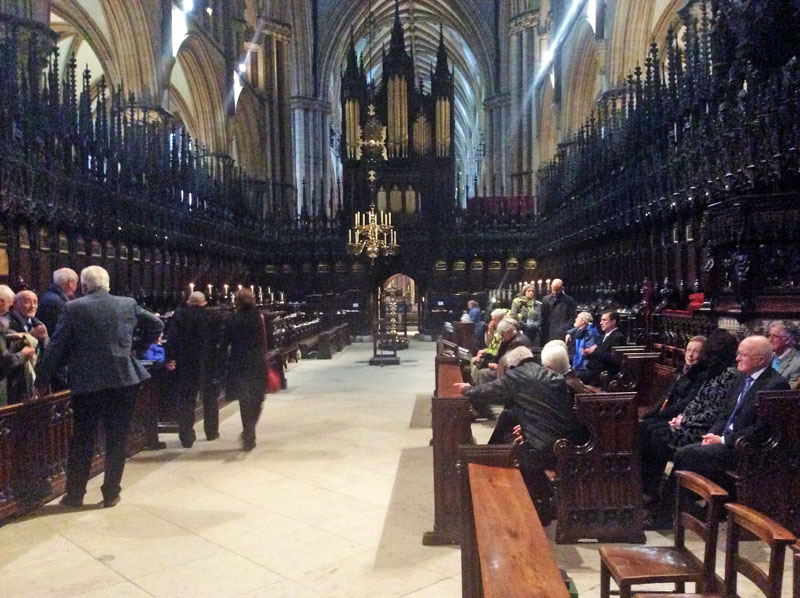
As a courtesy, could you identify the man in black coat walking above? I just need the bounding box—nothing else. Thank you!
[165,291,221,447]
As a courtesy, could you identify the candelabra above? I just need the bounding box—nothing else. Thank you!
[347,203,398,262]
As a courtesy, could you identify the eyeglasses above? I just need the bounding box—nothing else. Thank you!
[736,352,757,359]
[768,334,787,340]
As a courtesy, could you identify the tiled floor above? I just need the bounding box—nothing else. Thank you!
[0,340,794,597]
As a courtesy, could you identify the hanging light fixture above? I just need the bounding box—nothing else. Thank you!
[347,204,398,262]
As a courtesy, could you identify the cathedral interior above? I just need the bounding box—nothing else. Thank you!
[1,0,800,596]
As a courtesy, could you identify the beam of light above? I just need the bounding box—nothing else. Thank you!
[533,0,587,88]
[503,0,588,143]
[171,6,188,57]
[183,0,194,12]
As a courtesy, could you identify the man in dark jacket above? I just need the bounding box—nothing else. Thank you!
[165,291,221,447]
[456,345,586,523]
[539,278,577,343]
[37,268,78,334]
[35,266,163,508]
[579,310,626,386]
[646,335,789,528]
[36,268,78,390]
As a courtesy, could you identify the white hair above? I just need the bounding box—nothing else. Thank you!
[577,311,593,325]
[187,291,207,306]
[541,340,570,374]
[490,308,507,320]
[496,317,518,336]
[81,265,110,293]
[497,346,533,377]
[0,284,15,303]
[53,267,78,287]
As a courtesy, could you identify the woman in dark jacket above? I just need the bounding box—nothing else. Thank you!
[640,329,738,493]
[639,335,709,438]
[222,288,267,450]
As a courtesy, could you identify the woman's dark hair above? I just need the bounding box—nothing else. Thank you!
[703,329,738,377]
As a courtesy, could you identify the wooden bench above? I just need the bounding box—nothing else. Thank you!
[424,340,473,545]
[460,458,571,598]
[553,391,645,543]
[611,345,646,355]
[316,323,351,359]
[607,351,662,412]
[733,389,800,537]
[0,381,161,520]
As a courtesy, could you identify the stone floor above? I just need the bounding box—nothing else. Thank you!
[0,340,794,597]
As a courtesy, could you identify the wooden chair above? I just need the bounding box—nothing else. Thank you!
[634,503,796,598]
[599,471,728,598]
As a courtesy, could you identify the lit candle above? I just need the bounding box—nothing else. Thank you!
[189,282,195,293]
[207,284,212,295]
[223,284,229,295]
[388,212,391,226]
[349,229,352,243]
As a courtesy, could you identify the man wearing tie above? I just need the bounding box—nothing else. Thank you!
[578,311,626,386]
[644,335,790,528]
[672,335,789,486]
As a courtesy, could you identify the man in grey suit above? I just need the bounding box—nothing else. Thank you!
[35,266,163,508]
[768,320,800,388]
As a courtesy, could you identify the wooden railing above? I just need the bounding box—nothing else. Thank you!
[0,375,160,520]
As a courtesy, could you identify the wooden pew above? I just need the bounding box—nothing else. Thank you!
[459,458,571,598]
[424,339,474,545]
[553,391,645,543]
[453,321,477,355]
[611,345,646,355]
[0,381,161,520]
[608,351,661,411]
[733,389,800,537]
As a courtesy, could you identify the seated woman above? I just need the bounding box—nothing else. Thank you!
[639,335,709,442]
[639,329,739,496]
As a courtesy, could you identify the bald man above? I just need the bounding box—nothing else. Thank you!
[647,336,789,528]
[539,278,577,343]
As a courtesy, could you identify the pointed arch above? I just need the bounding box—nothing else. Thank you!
[172,34,228,152]
[562,21,602,136]
[537,80,558,170]
[231,85,265,178]
[96,0,159,103]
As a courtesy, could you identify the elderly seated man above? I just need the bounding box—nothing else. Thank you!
[470,308,508,384]
[7,289,48,403]
[768,320,800,387]
[470,316,532,385]
[455,343,587,523]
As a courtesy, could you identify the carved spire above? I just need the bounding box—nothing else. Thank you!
[390,0,404,55]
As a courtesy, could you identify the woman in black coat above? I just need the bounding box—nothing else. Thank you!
[222,288,267,450]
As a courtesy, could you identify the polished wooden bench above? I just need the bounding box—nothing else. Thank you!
[424,340,473,545]
[460,461,570,598]
[553,391,645,543]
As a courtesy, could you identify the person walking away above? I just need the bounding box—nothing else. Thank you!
[222,288,268,451]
